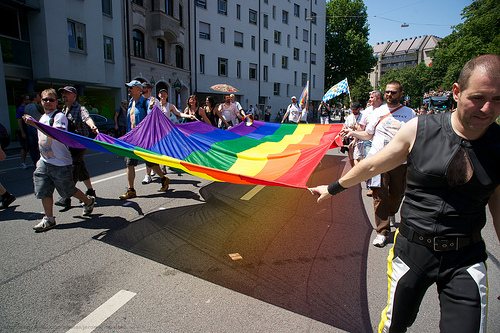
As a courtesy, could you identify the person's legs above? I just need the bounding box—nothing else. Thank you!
[438,261,487,333]
[127,165,135,189]
[26,126,40,164]
[372,174,390,236]
[120,158,138,200]
[151,164,170,191]
[387,164,407,217]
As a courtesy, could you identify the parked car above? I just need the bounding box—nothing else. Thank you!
[89,114,115,137]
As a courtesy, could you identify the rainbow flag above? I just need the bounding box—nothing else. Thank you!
[298,80,309,107]
[32,107,342,188]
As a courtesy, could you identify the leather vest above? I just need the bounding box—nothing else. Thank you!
[401,112,500,235]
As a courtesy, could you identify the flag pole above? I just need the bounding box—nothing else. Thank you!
[346,78,352,104]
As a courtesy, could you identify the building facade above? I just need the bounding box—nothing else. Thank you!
[369,35,440,88]
[0,0,126,135]
[190,0,325,119]
[127,0,190,108]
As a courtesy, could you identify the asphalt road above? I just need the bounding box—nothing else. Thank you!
[0,148,498,332]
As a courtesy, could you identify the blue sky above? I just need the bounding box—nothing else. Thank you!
[363,0,473,44]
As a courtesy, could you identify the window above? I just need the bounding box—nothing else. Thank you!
[263,14,268,28]
[251,35,256,50]
[237,61,241,78]
[294,71,297,85]
[68,20,86,52]
[272,53,276,67]
[132,29,144,57]
[220,27,225,43]
[263,39,268,53]
[263,65,268,82]
[199,21,210,39]
[287,34,290,47]
[102,0,112,16]
[218,0,227,15]
[179,4,183,26]
[273,83,280,96]
[286,84,290,97]
[165,0,174,16]
[175,45,183,68]
[311,11,317,24]
[272,6,276,19]
[282,10,288,24]
[157,39,165,63]
[313,75,316,88]
[234,31,243,47]
[274,30,281,44]
[305,8,308,19]
[311,53,316,65]
[293,48,299,61]
[103,36,113,62]
[195,0,206,8]
[303,29,309,42]
[302,73,308,87]
[132,0,143,6]
[249,9,257,25]
[218,58,228,76]
[294,4,300,17]
[314,33,317,45]
[200,54,205,74]
[295,26,298,39]
[249,63,257,80]
[282,56,288,69]
[236,4,241,19]
[304,50,307,63]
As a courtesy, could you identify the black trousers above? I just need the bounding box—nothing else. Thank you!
[378,231,488,333]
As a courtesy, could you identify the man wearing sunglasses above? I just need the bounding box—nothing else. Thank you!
[23,88,95,232]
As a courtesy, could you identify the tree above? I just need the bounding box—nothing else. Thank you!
[430,0,500,89]
[324,0,376,90]
[349,75,373,106]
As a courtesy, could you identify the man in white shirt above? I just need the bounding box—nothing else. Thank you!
[345,81,415,247]
[281,96,302,124]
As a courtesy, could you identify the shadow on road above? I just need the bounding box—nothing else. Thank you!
[97,155,374,332]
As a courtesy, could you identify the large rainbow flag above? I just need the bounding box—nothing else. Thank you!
[32,107,343,189]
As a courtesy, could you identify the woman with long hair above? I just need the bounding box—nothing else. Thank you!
[183,95,203,123]
[199,96,219,127]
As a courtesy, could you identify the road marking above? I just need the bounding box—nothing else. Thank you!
[240,185,265,201]
[92,167,146,184]
[66,290,136,333]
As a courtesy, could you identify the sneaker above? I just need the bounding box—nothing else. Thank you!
[55,197,71,209]
[119,188,136,200]
[1,193,16,209]
[159,177,170,192]
[372,234,388,248]
[142,175,152,185]
[33,216,56,232]
[83,196,95,216]
[389,215,396,227]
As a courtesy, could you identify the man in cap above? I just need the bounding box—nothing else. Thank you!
[54,85,98,210]
[281,96,302,124]
[119,80,170,200]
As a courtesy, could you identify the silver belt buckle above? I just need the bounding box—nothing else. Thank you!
[433,236,459,251]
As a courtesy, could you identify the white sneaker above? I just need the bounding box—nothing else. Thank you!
[389,215,396,227]
[83,196,95,216]
[33,216,56,232]
[372,234,388,248]
[142,174,152,184]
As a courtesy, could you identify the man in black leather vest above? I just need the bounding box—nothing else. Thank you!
[309,54,500,332]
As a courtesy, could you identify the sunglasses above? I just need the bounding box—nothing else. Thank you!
[384,90,399,95]
[41,98,56,102]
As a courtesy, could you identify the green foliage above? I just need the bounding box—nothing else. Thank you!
[349,75,373,106]
[324,0,376,89]
[430,0,500,89]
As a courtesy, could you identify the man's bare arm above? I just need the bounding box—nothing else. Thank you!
[488,185,500,242]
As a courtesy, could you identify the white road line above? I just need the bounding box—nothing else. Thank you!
[240,185,265,201]
[66,290,136,333]
[92,166,146,184]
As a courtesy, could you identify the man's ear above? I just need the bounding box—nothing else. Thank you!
[452,83,460,102]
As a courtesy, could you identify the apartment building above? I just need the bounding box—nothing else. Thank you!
[127,0,190,108]
[0,0,126,134]
[369,35,440,88]
[191,0,325,118]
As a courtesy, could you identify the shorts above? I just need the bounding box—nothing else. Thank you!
[33,160,76,199]
[145,161,158,168]
[16,129,29,151]
[125,157,139,167]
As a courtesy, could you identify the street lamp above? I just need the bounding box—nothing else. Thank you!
[306,0,314,119]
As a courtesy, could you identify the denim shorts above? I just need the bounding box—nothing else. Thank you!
[33,160,76,199]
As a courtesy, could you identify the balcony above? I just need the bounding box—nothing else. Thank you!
[1,36,31,67]
[150,11,179,40]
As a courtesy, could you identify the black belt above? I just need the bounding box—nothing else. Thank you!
[399,223,482,252]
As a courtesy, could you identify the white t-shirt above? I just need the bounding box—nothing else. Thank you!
[343,111,363,130]
[38,111,72,166]
[358,105,378,128]
[365,104,415,157]
[287,103,302,123]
